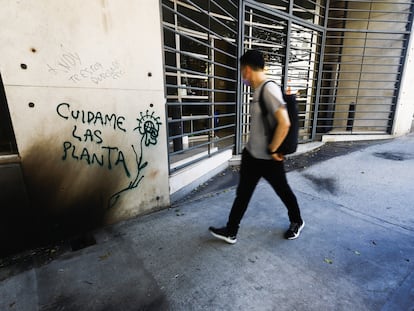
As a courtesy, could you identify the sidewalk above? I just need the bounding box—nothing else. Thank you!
[1,135,414,311]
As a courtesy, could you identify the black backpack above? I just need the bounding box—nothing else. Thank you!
[258,80,299,155]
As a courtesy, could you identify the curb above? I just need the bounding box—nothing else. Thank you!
[229,141,325,166]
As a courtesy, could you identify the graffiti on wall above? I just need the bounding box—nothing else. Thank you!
[57,103,130,177]
[56,103,162,209]
[108,110,162,209]
[47,48,123,85]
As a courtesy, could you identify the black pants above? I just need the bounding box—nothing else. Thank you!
[227,148,302,235]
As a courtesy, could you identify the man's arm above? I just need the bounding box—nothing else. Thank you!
[268,106,291,161]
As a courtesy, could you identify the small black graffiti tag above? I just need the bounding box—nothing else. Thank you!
[47,48,124,85]
[108,110,162,209]
[68,61,123,85]
[47,51,81,74]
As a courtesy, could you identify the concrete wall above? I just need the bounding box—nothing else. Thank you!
[0,0,170,232]
[393,20,414,136]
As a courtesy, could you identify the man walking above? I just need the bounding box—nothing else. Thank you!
[209,50,304,244]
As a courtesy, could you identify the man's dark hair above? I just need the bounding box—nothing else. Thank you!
[240,50,265,70]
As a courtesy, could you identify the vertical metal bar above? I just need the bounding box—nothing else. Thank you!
[311,0,330,140]
[207,0,212,156]
[172,0,183,152]
[210,37,215,151]
[158,0,171,174]
[351,1,373,134]
[241,8,253,150]
[235,0,245,154]
[164,95,172,175]
[283,1,293,89]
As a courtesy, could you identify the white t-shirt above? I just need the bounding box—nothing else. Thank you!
[245,80,286,160]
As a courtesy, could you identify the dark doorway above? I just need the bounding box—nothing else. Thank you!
[0,73,18,155]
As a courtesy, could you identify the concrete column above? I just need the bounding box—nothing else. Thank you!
[393,20,414,136]
[0,0,171,224]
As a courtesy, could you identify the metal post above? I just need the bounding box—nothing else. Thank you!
[235,0,245,154]
[311,0,330,140]
[210,37,215,150]
[207,0,212,156]
[172,0,183,152]
[283,0,294,90]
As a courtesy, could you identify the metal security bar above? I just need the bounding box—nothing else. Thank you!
[248,0,327,26]
[314,0,414,136]
[161,0,238,172]
[238,0,413,153]
[239,1,323,150]
[162,0,414,167]
[287,23,322,141]
[292,0,327,26]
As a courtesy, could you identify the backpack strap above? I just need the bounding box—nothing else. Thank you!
[258,80,282,138]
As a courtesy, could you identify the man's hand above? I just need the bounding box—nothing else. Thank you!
[268,141,279,154]
[271,152,284,162]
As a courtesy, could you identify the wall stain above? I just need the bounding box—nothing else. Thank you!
[2,107,162,257]
[303,173,338,195]
[148,169,159,179]
[0,142,118,257]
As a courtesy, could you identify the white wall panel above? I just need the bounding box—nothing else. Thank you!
[0,0,170,224]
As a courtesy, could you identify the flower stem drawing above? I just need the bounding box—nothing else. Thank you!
[108,110,162,209]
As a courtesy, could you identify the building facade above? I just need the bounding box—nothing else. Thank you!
[0,0,413,253]
[163,0,414,198]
